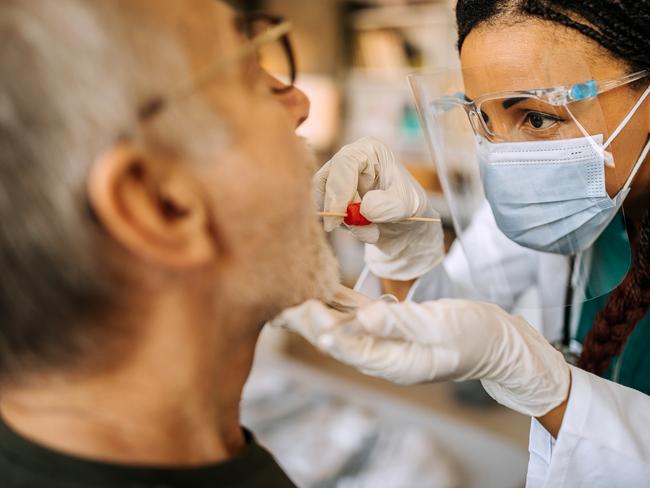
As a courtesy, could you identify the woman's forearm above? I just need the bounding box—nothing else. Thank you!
[537,373,571,438]
[537,399,568,438]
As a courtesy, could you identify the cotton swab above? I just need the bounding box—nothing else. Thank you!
[318,203,441,225]
[317,212,440,223]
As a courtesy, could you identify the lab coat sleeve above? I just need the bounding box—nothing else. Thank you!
[526,365,650,488]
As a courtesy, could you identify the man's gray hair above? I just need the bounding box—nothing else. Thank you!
[0,0,221,379]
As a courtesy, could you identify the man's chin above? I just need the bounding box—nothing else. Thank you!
[304,246,339,304]
[286,251,339,312]
[288,239,340,315]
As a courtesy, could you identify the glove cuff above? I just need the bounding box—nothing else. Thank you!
[480,352,571,417]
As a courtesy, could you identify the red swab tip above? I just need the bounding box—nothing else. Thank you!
[344,202,372,226]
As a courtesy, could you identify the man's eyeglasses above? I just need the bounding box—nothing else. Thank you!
[138,13,296,121]
[240,13,296,94]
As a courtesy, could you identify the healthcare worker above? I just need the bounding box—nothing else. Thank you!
[274,1,650,487]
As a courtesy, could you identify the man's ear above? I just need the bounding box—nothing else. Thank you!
[87,142,216,268]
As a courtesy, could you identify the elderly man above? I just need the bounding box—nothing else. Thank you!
[0,0,339,486]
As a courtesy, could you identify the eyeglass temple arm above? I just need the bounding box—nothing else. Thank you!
[139,21,292,120]
[594,69,650,96]
[170,22,292,101]
[429,92,469,113]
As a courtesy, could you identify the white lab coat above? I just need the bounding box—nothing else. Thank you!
[356,203,650,487]
[357,204,572,339]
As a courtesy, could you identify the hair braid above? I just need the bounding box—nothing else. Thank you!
[620,2,650,25]
[580,210,650,375]
[456,0,650,377]
[574,1,648,42]
[522,1,650,71]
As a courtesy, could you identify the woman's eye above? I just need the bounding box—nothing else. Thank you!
[480,109,490,125]
[525,111,559,129]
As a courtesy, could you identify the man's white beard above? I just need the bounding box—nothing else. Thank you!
[278,138,339,306]
[294,211,340,304]
[220,140,340,325]
[296,137,339,304]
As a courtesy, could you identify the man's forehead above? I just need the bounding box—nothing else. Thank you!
[129,0,245,81]
[134,0,235,21]
[128,0,238,51]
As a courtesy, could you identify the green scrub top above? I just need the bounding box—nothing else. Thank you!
[575,213,650,395]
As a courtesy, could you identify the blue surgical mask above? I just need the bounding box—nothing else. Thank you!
[477,87,650,255]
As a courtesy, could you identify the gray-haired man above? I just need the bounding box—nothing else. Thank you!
[0,0,338,486]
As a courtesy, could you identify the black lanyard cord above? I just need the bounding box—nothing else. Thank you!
[562,256,576,347]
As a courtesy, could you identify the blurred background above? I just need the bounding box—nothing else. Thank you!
[238,0,463,285]
[235,1,532,487]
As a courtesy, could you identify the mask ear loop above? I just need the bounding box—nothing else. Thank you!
[621,137,650,193]
[604,84,650,148]
[566,84,650,169]
[566,108,614,167]
[611,84,650,193]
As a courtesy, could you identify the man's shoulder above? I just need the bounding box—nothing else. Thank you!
[0,423,297,488]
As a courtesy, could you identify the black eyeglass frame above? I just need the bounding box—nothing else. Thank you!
[241,12,297,95]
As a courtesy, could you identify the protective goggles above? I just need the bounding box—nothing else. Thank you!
[430,69,650,143]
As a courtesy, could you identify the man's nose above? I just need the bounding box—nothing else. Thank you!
[278,85,311,129]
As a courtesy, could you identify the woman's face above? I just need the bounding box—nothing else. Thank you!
[460,20,650,210]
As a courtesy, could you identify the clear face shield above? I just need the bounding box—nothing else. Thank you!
[409,63,650,309]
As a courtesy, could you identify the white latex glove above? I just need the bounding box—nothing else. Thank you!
[272,296,571,418]
[314,137,444,281]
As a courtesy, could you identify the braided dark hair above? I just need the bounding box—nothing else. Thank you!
[456,0,650,376]
[457,1,650,73]
[582,211,650,375]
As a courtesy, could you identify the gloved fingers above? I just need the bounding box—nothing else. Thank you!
[269,299,353,345]
[326,284,376,314]
[321,138,393,230]
[270,303,393,376]
[312,161,330,213]
[354,301,464,346]
[272,299,461,384]
[350,137,389,195]
[313,160,348,231]
[321,153,364,233]
[348,223,380,244]
[360,190,414,223]
[315,328,436,385]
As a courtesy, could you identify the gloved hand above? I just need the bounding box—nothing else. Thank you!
[272,295,571,417]
[314,137,444,281]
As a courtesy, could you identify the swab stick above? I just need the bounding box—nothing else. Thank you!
[317,203,441,225]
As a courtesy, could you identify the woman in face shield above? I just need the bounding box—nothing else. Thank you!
[275,1,650,486]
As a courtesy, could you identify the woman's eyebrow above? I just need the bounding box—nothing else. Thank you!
[464,94,528,109]
[502,97,528,109]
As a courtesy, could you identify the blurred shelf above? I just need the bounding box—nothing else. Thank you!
[249,347,529,488]
[285,334,531,451]
[351,2,454,31]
